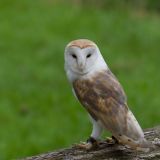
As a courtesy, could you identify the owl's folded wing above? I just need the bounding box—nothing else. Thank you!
[73,70,144,142]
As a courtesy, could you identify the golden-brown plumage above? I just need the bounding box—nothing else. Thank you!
[73,69,127,131]
[67,39,96,49]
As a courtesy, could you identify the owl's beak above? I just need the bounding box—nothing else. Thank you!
[77,61,86,71]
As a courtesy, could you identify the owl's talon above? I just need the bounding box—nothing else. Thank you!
[105,136,119,144]
[74,142,93,150]
[73,137,98,150]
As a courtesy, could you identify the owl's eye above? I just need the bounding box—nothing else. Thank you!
[71,54,77,59]
[86,53,92,58]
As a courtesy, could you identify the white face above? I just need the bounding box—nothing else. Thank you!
[65,46,99,75]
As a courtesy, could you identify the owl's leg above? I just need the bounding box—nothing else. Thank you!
[90,116,103,141]
[90,116,119,145]
[75,115,103,150]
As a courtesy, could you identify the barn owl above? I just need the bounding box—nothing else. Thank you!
[64,39,151,152]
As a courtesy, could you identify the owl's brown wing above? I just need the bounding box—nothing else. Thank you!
[73,70,144,141]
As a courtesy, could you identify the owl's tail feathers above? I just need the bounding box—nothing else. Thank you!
[117,135,154,152]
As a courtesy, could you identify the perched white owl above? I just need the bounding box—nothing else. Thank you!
[64,39,151,152]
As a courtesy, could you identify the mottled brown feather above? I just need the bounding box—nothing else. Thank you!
[73,69,141,140]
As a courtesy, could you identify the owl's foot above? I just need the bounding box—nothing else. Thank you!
[105,136,119,145]
[74,137,98,150]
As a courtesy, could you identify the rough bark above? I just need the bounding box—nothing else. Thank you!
[22,125,160,160]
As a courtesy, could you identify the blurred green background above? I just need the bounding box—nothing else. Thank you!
[0,0,160,159]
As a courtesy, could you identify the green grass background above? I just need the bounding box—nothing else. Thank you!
[0,0,160,159]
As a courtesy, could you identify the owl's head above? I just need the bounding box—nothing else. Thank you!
[64,39,107,80]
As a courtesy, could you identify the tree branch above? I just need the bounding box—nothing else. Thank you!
[22,125,160,160]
